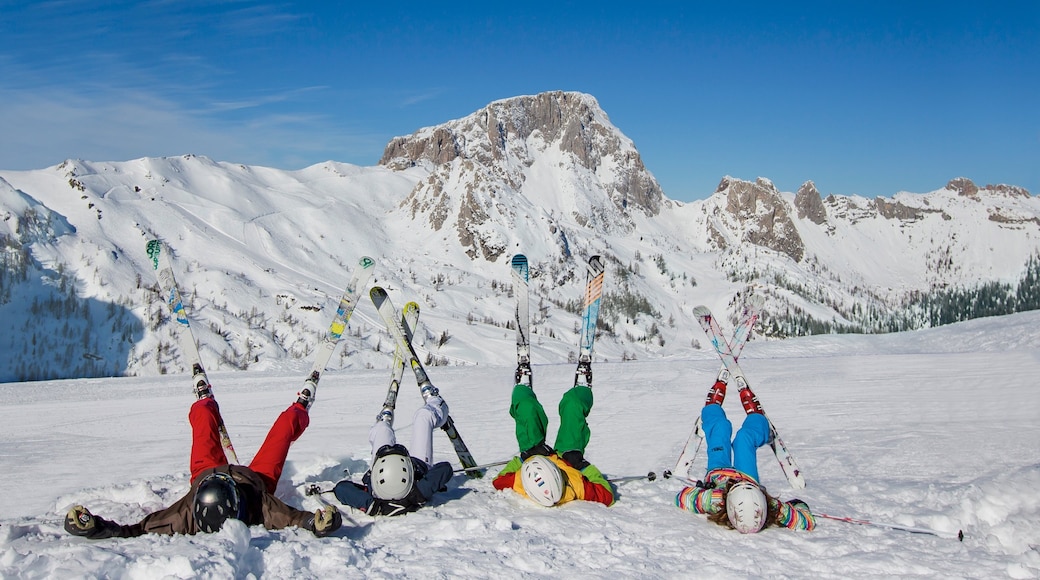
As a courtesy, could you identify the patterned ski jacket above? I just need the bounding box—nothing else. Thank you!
[674,467,815,531]
[493,454,615,507]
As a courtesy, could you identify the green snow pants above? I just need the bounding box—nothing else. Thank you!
[509,384,594,455]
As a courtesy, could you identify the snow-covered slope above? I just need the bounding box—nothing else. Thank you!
[1,313,1037,578]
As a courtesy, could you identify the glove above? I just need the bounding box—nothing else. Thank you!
[64,505,96,537]
[310,505,342,537]
[788,498,810,511]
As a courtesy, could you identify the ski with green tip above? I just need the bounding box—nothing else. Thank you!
[146,239,239,464]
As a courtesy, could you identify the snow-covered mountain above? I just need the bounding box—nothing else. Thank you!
[1,90,1038,382]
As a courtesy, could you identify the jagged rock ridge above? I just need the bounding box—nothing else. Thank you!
[379,91,665,260]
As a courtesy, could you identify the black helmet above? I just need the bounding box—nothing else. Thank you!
[193,472,243,533]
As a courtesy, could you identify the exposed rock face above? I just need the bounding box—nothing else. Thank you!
[379,91,665,260]
[985,183,1032,198]
[715,176,805,262]
[794,181,828,224]
[947,177,979,198]
[875,197,926,221]
[381,127,461,166]
[945,177,1031,201]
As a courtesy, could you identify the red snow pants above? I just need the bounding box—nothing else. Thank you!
[188,397,310,493]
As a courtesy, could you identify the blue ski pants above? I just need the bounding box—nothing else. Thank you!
[702,404,770,482]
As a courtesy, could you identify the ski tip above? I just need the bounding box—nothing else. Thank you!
[691,305,710,317]
[587,255,604,272]
[359,256,375,268]
[145,240,163,267]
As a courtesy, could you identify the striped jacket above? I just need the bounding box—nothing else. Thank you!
[674,467,815,531]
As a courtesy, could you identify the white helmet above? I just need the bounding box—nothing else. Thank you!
[520,455,565,507]
[371,445,414,500]
[726,481,768,533]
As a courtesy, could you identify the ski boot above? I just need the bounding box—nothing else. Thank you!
[420,384,440,401]
[296,370,319,409]
[515,361,532,386]
[192,363,212,399]
[705,368,729,406]
[735,376,764,415]
[575,359,593,387]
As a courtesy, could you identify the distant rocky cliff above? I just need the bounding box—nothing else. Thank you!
[379,91,665,260]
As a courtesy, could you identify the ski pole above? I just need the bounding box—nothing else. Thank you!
[661,470,699,486]
[303,484,358,527]
[607,471,657,484]
[454,459,510,474]
[817,512,964,541]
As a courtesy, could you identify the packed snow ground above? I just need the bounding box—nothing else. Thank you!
[2,312,1039,578]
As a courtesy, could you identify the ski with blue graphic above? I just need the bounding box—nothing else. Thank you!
[511,254,532,387]
[296,256,375,409]
[575,255,605,387]
[693,304,805,489]
[146,239,239,464]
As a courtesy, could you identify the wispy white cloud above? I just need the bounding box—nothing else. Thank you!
[206,86,328,113]
[0,84,382,170]
[399,89,447,108]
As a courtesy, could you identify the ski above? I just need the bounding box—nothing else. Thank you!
[575,255,605,387]
[511,254,532,386]
[370,287,479,473]
[296,256,376,409]
[146,240,239,464]
[671,297,764,479]
[693,305,806,489]
[376,301,420,424]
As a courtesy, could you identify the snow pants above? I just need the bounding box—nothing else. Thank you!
[369,396,449,466]
[510,384,593,455]
[189,397,309,493]
[702,403,770,482]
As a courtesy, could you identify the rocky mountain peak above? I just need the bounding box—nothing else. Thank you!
[794,181,828,225]
[378,91,665,261]
[712,176,805,262]
[947,177,979,198]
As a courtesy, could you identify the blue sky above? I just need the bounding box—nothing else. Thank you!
[1,1,1037,201]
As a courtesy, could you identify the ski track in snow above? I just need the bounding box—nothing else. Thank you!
[2,313,1040,578]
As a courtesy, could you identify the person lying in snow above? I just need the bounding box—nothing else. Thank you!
[332,396,454,517]
[493,380,614,507]
[674,369,815,533]
[64,385,341,539]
